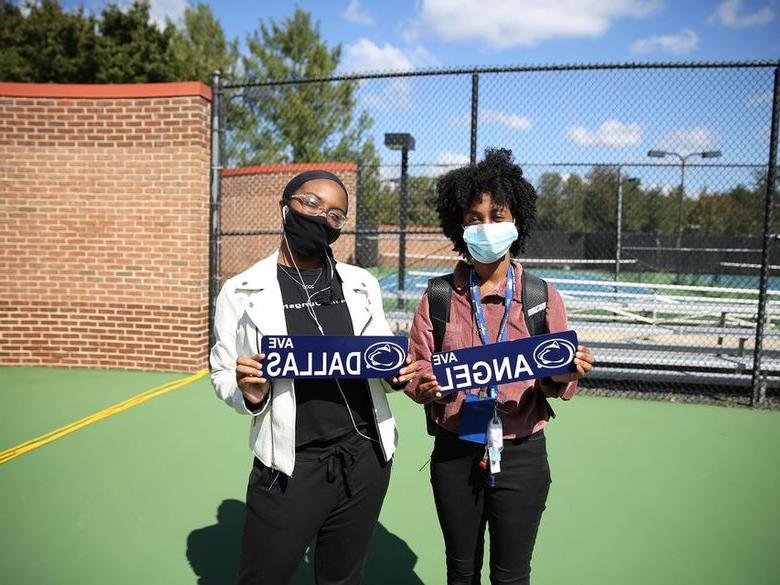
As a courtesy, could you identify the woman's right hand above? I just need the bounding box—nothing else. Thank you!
[418,371,443,402]
[236,353,271,405]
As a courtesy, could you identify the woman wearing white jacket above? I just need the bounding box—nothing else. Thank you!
[210,170,420,585]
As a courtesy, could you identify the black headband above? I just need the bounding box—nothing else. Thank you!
[282,170,349,207]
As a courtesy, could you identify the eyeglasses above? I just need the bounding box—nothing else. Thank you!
[290,192,348,229]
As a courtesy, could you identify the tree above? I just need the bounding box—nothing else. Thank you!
[559,174,587,232]
[0,0,239,84]
[235,8,371,165]
[0,1,29,81]
[369,174,438,227]
[167,2,239,85]
[689,183,764,237]
[535,172,566,231]
[0,0,98,82]
[95,1,179,83]
[581,166,619,234]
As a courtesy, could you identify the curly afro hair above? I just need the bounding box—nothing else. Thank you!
[435,148,537,259]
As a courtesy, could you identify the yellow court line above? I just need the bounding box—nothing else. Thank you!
[0,369,209,466]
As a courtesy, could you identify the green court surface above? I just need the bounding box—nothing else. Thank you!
[1,367,778,584]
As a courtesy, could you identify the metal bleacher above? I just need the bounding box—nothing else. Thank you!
[382,276,780,390]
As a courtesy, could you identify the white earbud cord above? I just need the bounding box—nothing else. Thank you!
[281,210,377,445]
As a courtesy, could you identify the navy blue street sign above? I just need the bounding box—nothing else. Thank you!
[260,335,407,379]
[431,330,579,395]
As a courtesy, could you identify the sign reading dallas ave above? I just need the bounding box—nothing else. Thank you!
[431,330,579,394]
[260,335,407,379]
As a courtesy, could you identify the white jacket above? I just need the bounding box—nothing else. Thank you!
[209,250,399,476]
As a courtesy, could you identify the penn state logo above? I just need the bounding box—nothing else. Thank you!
[533,338,576,369]
[364,342,406,372]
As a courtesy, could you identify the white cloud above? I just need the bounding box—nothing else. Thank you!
[378,165,402,183]
[481,109,532,130]
[409,0,662,49]
[567,120,643,148]
[407,44,440,68]
[360,79,414,111]
[711,0,775,28]
[756,123,771,142]
[345,39,412,72]
[647,183,675,195]
[630,29,699,54]
[148,0,188,27]
[420,151,472,177]
[448,114,469,127]
[81,0,187,27]
[746,91,773,107]
[341,0,374,25]
[341,39,417,73]
[449,108,532,131]
[659,126,720,153]
[437,151,471,165]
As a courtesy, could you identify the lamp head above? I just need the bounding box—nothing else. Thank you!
[700,150,722,159]
[384,133,416,151]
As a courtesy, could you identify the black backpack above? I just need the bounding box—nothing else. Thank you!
[424,269,554,436]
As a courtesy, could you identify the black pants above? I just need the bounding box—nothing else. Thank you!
[236,432,392,585]
[430,428,552,585]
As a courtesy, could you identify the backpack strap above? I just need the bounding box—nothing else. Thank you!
[424,274,454,436]
[427,274,454,352]
[521,270,548,337]
[521,269,557,419]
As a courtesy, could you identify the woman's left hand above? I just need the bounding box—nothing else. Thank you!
[387,355,423,388]
[550,344,595,384]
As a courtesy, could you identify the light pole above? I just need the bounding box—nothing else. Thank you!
[615,168,639,284]
[384,133,415,309]
[647,149,721,282]
[647,149,721,248]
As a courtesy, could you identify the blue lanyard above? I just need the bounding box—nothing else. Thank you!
[468,264,514,400]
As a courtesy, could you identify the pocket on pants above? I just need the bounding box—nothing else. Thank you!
[248,460,281,492]
[500,434,551,488]
[525,429,546,443]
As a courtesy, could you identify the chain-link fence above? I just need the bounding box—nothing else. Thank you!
[210,61,780,407]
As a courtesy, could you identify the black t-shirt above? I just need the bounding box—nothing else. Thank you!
[277,262,377,447]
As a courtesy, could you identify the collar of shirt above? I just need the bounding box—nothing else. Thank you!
[452,259,524,302]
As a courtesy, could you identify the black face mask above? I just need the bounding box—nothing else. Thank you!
[283,206,341,258]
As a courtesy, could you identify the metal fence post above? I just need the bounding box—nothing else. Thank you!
[208,70,222,350]
[398,147,409,309]
[211,61,780,405]
[751,65,780,407]
[615,166,623,284]
[470,72,479,164]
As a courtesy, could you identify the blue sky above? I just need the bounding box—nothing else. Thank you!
[125,0,780,69]
[56,0,779,192]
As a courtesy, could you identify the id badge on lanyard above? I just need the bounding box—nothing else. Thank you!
[487,415,503,474]
[457,266,514,456]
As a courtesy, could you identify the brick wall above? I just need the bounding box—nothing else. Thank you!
[0,82,212,372]
[219,163,358,283]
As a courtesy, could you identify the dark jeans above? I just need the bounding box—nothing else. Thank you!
[236,432,391,585]
[430,428,552,585]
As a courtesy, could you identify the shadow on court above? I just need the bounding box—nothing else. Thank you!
[186,499,244,584]
[186,500,424,584]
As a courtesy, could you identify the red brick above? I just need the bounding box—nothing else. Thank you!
[0,89,211,372]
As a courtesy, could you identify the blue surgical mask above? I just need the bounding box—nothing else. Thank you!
[462,222,518,264]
